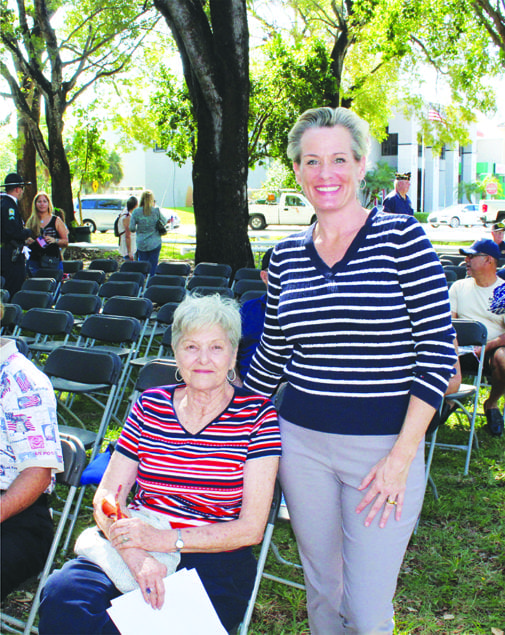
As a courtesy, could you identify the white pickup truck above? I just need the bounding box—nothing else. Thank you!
[248,191,317,230]
[479,199,505,225]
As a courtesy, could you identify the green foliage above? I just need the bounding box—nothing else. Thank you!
[363,160,395,207]
[258,160,298,193]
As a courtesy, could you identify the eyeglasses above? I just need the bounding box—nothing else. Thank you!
[466,253,488,259]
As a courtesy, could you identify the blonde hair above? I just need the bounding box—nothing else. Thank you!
[26,191,54,235]
[171,294,241,352]
[139,190,155,216]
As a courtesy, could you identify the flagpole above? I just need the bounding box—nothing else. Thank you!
[421,133,425,213]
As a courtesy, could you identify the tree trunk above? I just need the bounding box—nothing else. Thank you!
[154,0,254,271]
[17,117,38,221]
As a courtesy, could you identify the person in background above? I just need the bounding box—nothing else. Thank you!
[118,196,137,261]
[491,222,505,258]
[237,248,273,381]
[25,192,69,276]
[382,172,414,216]
[129,190,167,276]
[1,303,64,600]
[0,172,32,297]
[450,238,505,437]
[38,294,281,635]
[244,106,456,634]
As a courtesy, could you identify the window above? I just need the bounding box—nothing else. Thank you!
[381,131,398,156]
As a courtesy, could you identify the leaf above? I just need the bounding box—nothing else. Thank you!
[443,613,455,620]
[491,628,504,635]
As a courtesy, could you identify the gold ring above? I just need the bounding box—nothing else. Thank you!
[387,498,397,506]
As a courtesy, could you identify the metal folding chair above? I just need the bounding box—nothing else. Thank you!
[147,274,186,288]
[0,303,23,335]
[156,261,191,277]
[73,269,106,285]
[193,262,232,280]
[16,308,74,361]
[11,290,53,311]
[59,279,99,296]
[190,286,234,298]
[98,280,140,299]
[233,279,266,299]
[88,258,118,273]
[186,275,229,291]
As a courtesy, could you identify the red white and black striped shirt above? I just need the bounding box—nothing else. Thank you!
[117,385,281,528]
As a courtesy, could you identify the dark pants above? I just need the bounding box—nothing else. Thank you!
[1,495,53,601]
[136,245,161,277]
[39,548,256,634]
[0,248,26,299]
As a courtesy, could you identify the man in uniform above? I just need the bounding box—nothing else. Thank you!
[383,172,414,216]
[1,173,32,298]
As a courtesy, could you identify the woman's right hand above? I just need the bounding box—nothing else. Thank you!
[121,549,167,609]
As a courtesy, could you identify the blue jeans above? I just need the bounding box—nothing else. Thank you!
[39,548,256,634]
[136,245,161,276]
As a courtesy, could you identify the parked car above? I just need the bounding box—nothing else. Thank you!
[73,195,180,232]
[427,204,481,228]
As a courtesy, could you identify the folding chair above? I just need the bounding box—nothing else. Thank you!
[31,268,63,298]
[88,258,118,273]
[11,290,53,311]
[108,271,146,293]
[62,260,83,275]
[129,358,179,404]
[21,277,57,296]
[16,308,74,361]
[59,279,99,296]
[239,290,266,305]
[232,268,262,286]
[190,286,234,298]
[186,275,229,291]
[425,319,487,479]
[193,262,232,280]
[130,320,175,373]
[0,434,87,635]
[233,279,266,299]
[2,335,30,357]
[443,265,467,280]
[73,269,106,285]
[1,288,9,303]
[54,293,102,330]
[98,280,140,299]
[0,303,23,335]
[156,261,191,277]
[147,274,186,288]
[119,260,151,277]
[143,284,186,310]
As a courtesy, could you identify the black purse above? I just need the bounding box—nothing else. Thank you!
[155,210,167,236]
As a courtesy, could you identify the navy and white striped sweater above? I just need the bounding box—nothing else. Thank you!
[244,209,457,435]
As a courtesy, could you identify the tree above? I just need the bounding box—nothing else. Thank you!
[472,0,505,60]
[363,160,396,208]
[152,0,253,269]
[0,0,158,228]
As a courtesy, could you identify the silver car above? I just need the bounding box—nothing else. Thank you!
[74,196,180,232]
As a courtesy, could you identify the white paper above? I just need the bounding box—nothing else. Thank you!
[107,568,227,635]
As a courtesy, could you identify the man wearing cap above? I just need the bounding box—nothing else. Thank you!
[449,238,505,436]
[382,172,414,216]
[491,222,505,258]
[1,173,32,298]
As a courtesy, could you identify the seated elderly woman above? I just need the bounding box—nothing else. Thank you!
[38,294,281,635]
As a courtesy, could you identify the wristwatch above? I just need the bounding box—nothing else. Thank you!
[175,528,184,552]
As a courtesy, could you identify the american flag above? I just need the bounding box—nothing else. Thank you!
[6,413,36,432]
[14,370,33,393]
[0,373,10,398]
[17,394,42,408]
[428,105,445,123]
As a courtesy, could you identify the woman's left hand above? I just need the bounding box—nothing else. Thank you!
[44,235,57,245]
[355,451,412,528]
[109,517,162,552]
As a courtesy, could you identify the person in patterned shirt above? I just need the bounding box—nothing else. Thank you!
[0,311,63,600]
[39,294,281,635]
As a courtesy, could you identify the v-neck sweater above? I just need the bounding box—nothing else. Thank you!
[244,209,457,435]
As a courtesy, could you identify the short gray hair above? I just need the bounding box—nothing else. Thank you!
[287,107,370,164]
[171,294,242,352]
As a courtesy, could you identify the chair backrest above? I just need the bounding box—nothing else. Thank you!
[45,346,123,385]
[135,359,179,393]
[11,290,53,310]
[148,274,186,288]
[88,258,119,273]
[0,303,23,334]
[239,289,266,305]
[233,279,266,297]
[80,314,141,344]
[98,280,140,299]
[32,268,63,282]
[102,296,153,321]
[73,269,106,285]
[232,268,262,285]
[62,260,84,275]
[19,307,74,337]
[21,277,57,294]
[156,262,191,277]
[144,285,186,306]
[452,319,487,348]
[190,286,234,298]
[109,271,146,287]
[186,275,229,290]
[119,260,151,276]
[444,265,467,280]
[60,279,99,296]
[58,434,88,487]
[0,288,9,303]
[193,262,232,279]
[155,302,179,325]
[443,268,457,283]
[54,293,102,317]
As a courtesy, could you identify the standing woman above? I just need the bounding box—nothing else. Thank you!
[25,192,68,276]
[244,107,457,634]
[129,190,167,276]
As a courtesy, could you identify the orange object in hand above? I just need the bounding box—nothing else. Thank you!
[101,492,126,520]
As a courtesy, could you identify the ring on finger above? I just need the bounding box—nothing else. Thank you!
[386,498,397,505]
[122,536,130,543]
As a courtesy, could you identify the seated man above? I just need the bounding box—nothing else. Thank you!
[449,238,505,436]
[0,326,64,600]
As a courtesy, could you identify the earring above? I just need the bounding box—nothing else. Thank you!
[175,368,183,382]
[359,178,367,191]
[227,368,237,382]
